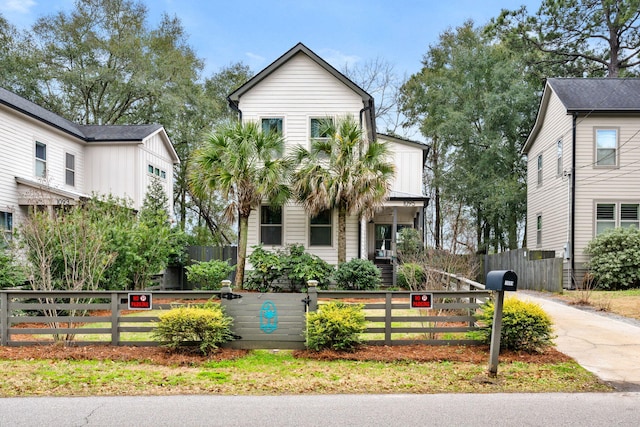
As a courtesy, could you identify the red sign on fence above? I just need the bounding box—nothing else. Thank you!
[128,293,153,310]
[410,293,433,309]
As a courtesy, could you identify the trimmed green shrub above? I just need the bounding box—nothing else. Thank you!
[153,303,234,354]
[585,226,640,289]
[185,259,234,290]
[0,248,26,289]
[306,301,366,351]
[397,262,425,290]
[333,258,381,290]
[472,297,554,353]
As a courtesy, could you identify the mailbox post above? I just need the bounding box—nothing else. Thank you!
[485,270,518,377]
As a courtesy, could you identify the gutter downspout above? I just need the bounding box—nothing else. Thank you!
[571,113,577,289]
[227,96,242,121]
[359,99,376,140]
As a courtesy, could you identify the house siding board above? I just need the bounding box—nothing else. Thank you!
[526,91,572,256]
[381,138,425,195]
[85,144,139,207]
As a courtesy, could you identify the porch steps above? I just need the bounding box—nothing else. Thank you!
[376,263,394,287]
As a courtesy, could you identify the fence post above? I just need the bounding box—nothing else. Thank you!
[385,292,392,346]
[306,280,318,312]
[110,292,119,346]
[1,292,7,346]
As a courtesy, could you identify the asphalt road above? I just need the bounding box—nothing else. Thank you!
[1,393,639,426]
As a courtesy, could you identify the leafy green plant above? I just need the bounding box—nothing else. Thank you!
[0,248,26,289]
[333,258,381,290]
[472,297,554,353]
[397,262,425,290]
[186,260,234,290]
[306,301,366,351]
[153,303,234,354]
[585,226,640,289]
[397,228,423,260]
[244,245,284,292]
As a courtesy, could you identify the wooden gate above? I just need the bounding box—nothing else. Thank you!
[220,291,309,350]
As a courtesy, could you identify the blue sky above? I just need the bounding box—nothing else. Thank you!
[1,0,541,78]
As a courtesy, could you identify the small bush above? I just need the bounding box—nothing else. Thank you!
[585,226,640,289]
[306,301,366,351]
[397,262,425,290]
[333,258,381,290]
[0,248,26,289]
[153,303,234,354]
[185,260,234,290]
[472,297,554,353]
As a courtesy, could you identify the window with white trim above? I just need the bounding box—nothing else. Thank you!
[595,129,617,166]
[1,211,12,243]
[261,118,283,136]
[310,117,333,139]
[65,153,75,186]
[260,206,282,246]
[596,202,639,235]
[556,139,563,176]
[537,154,542,186]
[310,209,332,246]
[147,164,166,180]
[35,142,46,178]
[536,214,542,246]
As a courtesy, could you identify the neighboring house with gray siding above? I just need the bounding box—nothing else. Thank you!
[523,78,640,288]
[0,87,179,241]
[228,43,429,279]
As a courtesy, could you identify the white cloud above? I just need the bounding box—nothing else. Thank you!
[245,52,265,63]
[0,0,37,14]
[318,48,361,69]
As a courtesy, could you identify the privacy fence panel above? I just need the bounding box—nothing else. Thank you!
[480,249,563,292]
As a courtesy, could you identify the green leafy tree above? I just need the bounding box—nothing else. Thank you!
[189,121,294,288]
[489,0,640,77]
[293,116,395,263]
[0,247,26,289]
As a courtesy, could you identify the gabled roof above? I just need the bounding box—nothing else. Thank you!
[377,133,430,166]
[228,42,377,139]
[523,78,640,154]
[0,86,179,163]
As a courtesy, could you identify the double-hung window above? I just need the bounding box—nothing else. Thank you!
[35,142,46,178]
[261,118,283,136]
[260,206,282,246]
[595,129,617,166]
[556,140,563,176]
[310,118,333,140]
[1,211,12,244]
[310,209,332,246]
[536,215,542,246]
[65,153,75,186]
[536,154,543,186]
[596,202,639,235]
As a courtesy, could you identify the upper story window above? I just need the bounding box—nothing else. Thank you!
[595,129,617,167]
[556,139,563,176]
[65,153,75,187]
[536,154,543,186]
[311,118,333,140]
[310,209,332,246]
[1,211,12,244]
[260,205,282,246]
[261,118,283,136]
[35,142,46,178]
[148,164,167,180]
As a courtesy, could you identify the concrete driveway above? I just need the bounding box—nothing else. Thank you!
[515,291,640,391]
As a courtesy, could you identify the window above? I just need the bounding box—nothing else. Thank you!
[148,164,166,180]
[557,140,563,176]
[311,118,333,139]
[620,204,639,229]
[536,215,542,246]
[65,153,75,186]
[310,210,332,246]
[596,204,615,234]
[1,211,12,243]
[261,118,283,136]
[260,206,282,245]
[595,129,617,166]
[35,142,46,178]
[537,154,543,186]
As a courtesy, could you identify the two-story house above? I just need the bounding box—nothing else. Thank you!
[227,43,429,283]
[523,78,640,288]
[0,86,179,241]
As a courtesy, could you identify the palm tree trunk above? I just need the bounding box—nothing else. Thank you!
[338,207,347,264]
[235,214,249,289]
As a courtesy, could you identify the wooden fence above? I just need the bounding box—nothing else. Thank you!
[480,249,563,292]
[0,273,491,348]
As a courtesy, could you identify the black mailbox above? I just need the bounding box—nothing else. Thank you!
[485,270,518,291]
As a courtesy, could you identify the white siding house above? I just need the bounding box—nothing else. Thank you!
[523,78,640,288]
[228,43,429,283]
[0,87,179,239]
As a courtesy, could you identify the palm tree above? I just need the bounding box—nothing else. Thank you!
[293,116,395,264]
[189,120,293,288]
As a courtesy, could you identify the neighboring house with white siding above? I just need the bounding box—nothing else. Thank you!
[523,78,640,288]
[0,86,179,241]
[228,43,429,283]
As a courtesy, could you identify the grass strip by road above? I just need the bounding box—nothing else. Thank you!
[0,350,611,397]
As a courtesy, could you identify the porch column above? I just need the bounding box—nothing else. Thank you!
[360,218,367,259]
[392,207,397,286]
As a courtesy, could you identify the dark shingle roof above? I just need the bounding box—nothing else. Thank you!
[548,78,640,112]
[0,86,163,142]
